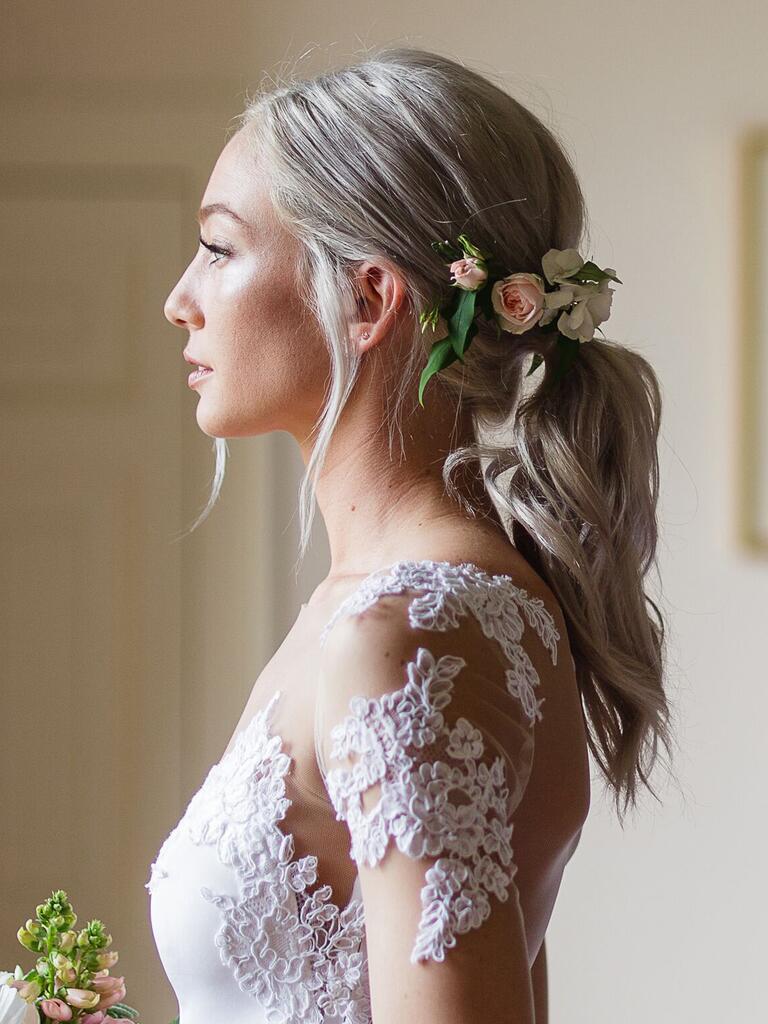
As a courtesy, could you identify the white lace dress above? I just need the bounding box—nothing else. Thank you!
[146,559,562,1024]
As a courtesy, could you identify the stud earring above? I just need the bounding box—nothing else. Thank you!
[361,330,370,340]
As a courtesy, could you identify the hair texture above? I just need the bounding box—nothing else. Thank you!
[188,46,674,821]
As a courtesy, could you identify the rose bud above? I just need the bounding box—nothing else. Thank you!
[449,257,488,291]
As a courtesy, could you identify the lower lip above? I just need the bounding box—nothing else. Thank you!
[188,367,214,387]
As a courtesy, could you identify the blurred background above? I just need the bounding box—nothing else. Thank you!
[2,3,766,1022]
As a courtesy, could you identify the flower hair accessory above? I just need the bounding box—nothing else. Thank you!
[417,234,622,406]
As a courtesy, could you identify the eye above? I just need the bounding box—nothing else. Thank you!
[198,235,232,265]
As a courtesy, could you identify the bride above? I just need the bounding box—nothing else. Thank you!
[151,45,673,1024]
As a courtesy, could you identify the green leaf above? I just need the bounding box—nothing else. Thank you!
[105,1003,141,1019]
[456,233,489,261]
[525,353,544,377]
[431,239,463,262]
[570,261,622,285]
[418,303,441,333]
[418,336,460,407]
[448,288,478,359]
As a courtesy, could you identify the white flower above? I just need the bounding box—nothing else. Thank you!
[0,973,39,1024]
[541,247,584,285]
[556,279,614,342]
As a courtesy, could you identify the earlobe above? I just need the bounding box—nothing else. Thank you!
[352,326,375,354]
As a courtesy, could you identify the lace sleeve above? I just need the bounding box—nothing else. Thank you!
[314,593,547,970]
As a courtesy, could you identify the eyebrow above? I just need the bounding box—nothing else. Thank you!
[196,203,251,229]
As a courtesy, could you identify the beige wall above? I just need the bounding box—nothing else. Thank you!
[2,3,766,1022]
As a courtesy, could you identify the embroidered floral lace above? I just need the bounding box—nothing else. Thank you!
[146,559,561,1024]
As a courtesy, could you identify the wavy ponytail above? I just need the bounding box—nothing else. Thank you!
[452,334,673,821]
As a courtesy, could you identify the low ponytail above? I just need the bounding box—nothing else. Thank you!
[473,334,674,821]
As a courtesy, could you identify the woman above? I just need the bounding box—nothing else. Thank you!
[150,46,673,1024]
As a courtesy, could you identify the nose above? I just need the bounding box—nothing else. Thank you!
[164,277,203,330]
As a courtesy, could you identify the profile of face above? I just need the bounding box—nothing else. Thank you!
[164,129,335,441]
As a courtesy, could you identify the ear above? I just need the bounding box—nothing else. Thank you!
[349,260,408,354]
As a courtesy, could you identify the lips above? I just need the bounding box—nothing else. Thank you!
[183,348,213,370]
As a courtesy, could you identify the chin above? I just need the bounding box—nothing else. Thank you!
[194,402,273,439]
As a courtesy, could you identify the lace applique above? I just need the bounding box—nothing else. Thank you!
[147,692,371,1024]
[319,559,560,723]
[324,646,525,964]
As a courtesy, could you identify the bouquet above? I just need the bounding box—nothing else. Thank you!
[1,891,141,1024]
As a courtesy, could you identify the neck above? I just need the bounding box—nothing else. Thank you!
[296,384,509,580]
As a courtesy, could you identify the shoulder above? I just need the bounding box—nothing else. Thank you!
[317,584,508,697]
[316,559,566,713]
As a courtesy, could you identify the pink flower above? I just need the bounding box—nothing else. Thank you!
[449,257,488,291]
[9,978,41,1001]
[39,998,73,1020]
[63,988,100,1010]
[81,1013,107,1024]
[93,975,126,1011]
[491,272,546,334]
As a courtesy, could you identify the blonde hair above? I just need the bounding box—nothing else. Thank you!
[188,46,674,821]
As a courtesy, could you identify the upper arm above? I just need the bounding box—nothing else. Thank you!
[315,598,538,1024]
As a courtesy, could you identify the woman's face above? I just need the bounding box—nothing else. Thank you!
[163,129,330,440]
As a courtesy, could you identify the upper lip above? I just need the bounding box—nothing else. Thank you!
[183,349,213,368]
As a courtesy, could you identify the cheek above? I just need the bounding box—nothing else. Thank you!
[218,266,331,408]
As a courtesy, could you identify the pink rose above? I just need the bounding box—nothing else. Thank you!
[81,1013,107,1024]
[39,998,73,1021]
[449,257,488,291]
[491,273,546,334]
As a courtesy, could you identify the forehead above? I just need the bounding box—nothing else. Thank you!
[199,130,270,236]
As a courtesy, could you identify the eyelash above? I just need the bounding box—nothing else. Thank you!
[198,235,232,264]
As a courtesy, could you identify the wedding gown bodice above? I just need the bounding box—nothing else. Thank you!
[146,559,566,1024]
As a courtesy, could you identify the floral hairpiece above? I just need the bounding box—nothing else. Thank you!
[417,234,622,406]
